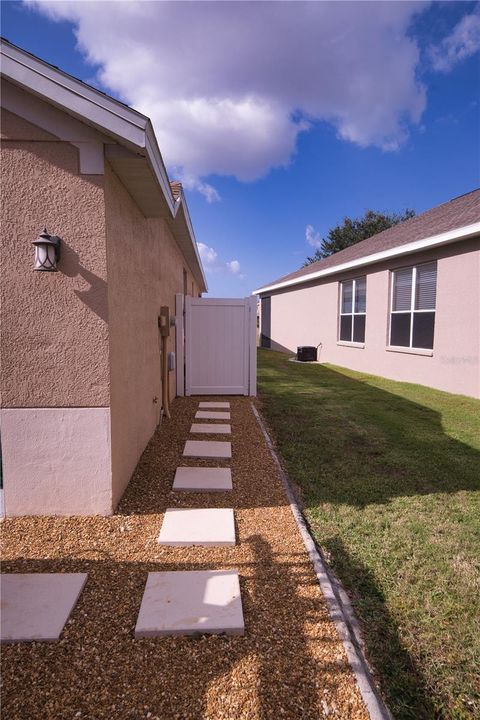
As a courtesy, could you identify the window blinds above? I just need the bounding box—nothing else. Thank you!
[415,262,437,310]
[355,276,366,313]
[393,268,412,311]
[342,281,353,313]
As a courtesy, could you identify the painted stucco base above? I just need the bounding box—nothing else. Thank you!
[1,408,112,516]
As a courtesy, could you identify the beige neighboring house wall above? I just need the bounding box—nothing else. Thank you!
[260,238,480,398]
[0,42,206,517]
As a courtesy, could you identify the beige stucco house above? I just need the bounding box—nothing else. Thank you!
[0,39,207,516]
[254,190,480,398]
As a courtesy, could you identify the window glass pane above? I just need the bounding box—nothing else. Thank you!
[412,312,435,349]
[353,314,365,343]
[340,315,352,341]
[390,313,411,346]
[355,276,366,313]
[393,268,412,311]
[415,262,437,310]
[341,281,353,313]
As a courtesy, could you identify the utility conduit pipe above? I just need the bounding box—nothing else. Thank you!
[159,306,171,419]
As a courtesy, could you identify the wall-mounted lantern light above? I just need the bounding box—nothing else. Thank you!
[32,228,61,272]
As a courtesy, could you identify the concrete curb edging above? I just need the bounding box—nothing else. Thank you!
[251,402,393,720]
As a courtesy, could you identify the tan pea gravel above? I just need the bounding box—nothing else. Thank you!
[1,397,368,720]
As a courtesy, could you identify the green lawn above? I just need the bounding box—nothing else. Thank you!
[257,349,480,720]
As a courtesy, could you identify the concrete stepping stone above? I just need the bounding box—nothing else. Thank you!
[158,508,235,546]
[135,570,244,637]
[173,467,233,492]
[183,440,232,459]
[195,411,231,420]
[190,423,231,435]
[198,402,230,409]
[0,573,88,643]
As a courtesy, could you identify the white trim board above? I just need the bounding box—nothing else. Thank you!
[253,223,480,295]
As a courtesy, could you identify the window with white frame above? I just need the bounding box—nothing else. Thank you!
[390,261,437,350]
[339,277,366,343]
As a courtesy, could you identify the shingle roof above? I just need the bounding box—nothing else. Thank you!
[263,189,480,290]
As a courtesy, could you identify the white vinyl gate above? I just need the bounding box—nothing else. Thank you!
[176,295,256,396]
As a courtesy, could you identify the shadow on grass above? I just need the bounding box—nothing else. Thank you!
[323,535,439,719]
[257,348,480,719]
[257,350,480,507]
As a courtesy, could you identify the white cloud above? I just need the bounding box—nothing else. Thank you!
[197,244,244,279]
[175,172,221,203]
[197,242,218,267]
[306,224,322,249]
[429,7,480,73]
[227,259,241,274]
[28,0,428,194]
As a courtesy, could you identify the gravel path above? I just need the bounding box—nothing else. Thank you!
[1,397,368,720]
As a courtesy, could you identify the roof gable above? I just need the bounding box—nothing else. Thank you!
[0,37,207,292]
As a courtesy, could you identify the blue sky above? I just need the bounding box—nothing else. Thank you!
[2,1,479,296]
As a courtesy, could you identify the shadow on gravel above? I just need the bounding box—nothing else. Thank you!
[116,396,289,515]
[1,546,361,720]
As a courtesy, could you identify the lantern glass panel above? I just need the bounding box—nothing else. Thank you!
[47,244,56,268]
[34,241,58,270]
[34,245,47,269]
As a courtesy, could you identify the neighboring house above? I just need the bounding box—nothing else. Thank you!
[0,39,207,516]
[254,190,480,398]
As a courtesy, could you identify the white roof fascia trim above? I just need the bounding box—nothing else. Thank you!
[143,130,206,288]
[176,189,208,292]
[253,222,480,295]
[1,40,148,147]
[142,130,206,287]
[144,124,175,215]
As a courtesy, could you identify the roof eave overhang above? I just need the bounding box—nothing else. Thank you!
[169,190,208,293]
[253,222,480,296]
[1,39,149,148]
[0,38,207,293]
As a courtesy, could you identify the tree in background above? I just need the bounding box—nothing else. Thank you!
[303,208,416,266]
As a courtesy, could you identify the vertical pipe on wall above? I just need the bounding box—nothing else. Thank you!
[161,334,170,418]
[159,307,171,419]
[175,293,185,396]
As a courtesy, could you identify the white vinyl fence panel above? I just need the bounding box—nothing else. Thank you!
[185,296,256,396]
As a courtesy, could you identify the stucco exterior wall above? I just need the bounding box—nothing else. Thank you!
[0,108,109,408]
[1,106,57,141]
[262,238,480,398]
[0,103,201,515]
[104,162,199,507]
